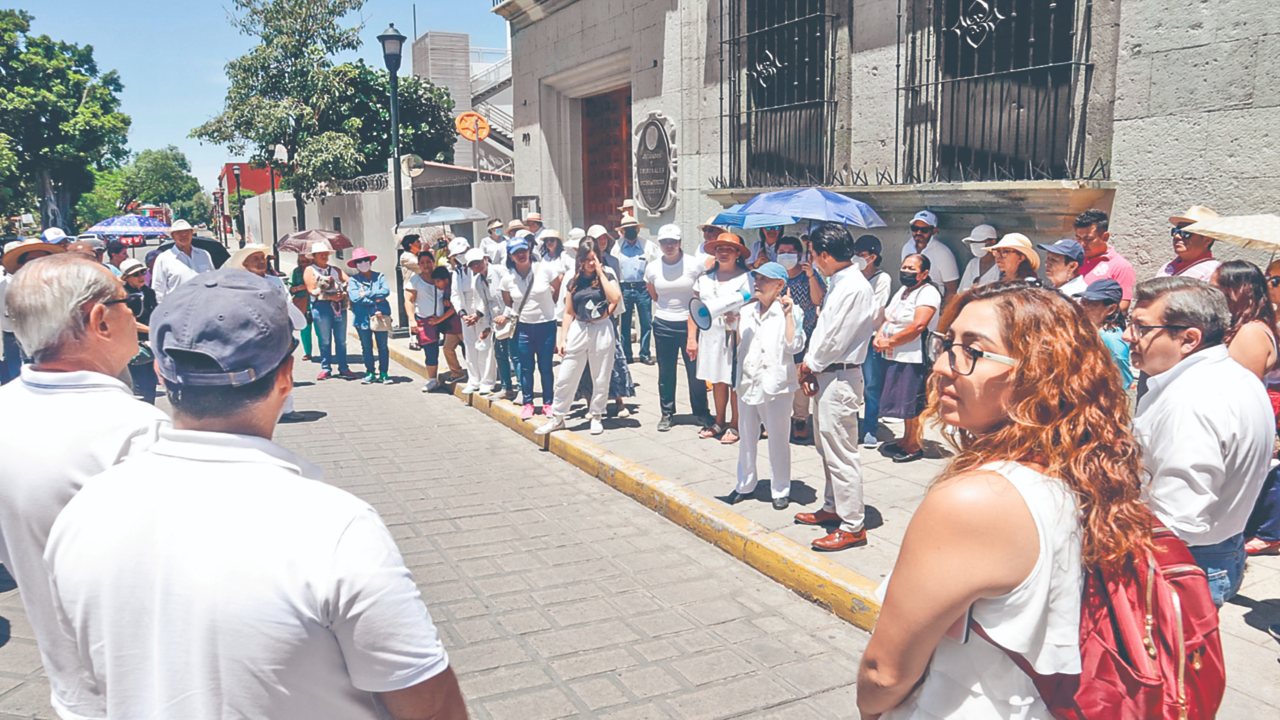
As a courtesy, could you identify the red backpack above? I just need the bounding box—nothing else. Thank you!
[976,521,1225,720]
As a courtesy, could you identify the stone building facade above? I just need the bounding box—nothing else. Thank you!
[494,0,1278,273]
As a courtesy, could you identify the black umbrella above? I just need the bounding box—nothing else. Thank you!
[154,236,231,268]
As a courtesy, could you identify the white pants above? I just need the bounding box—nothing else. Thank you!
[811,367,865,532]
[736,393,793,499]
[462,321,496,388]
[551,319,615,418]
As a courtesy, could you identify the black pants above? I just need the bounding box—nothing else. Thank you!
[653,317,708,420]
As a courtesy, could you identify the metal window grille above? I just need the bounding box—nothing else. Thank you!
[896,0,1096,183]
[720,0,838,188]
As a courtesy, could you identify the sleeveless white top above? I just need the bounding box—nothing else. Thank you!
[884,461,1083,720]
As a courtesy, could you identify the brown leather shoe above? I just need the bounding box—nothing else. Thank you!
[812,529,868,552]
[794,509,841,526]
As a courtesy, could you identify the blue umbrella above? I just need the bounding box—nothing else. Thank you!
[397,206,489,229]
[85,214,171,236]
[712,203,797,230]
[738,188,886,228]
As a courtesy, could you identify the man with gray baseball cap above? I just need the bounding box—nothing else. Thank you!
[44,268,467,720]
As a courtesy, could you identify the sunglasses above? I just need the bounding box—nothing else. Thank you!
[910,226,933,235]
[1170,227,1192,241]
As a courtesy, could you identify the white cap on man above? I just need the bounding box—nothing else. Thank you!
[657,224,682,242]
[961,224,998,256]
[463,248,485,265]
[448,237,471,257]
[587,224,609,240]
[911,210,938,228]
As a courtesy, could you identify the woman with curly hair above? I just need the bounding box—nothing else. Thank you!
[858,284,1151,719]
[1210,259,1278,381]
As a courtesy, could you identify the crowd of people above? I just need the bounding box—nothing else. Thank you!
[1,198,1278,717]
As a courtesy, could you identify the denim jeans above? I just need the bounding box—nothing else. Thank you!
[654,317,708,420]
[311,303,350,373]
[1247,464,1280,543]
[128,361,159,404]
[356,327,389,375]
[1188,533,1245,607]
[495,337,518,393]
[621,284,653,362]
[2,331,22,384]
[516,320,556,405]
[860,349,886,438]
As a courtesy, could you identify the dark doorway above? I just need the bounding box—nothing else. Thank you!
[581,87,632,230]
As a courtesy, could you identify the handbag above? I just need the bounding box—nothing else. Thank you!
[494,271,535,341]
[415,315,440,345]
[369,313,393,333]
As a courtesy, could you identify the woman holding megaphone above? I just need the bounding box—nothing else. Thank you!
[692,233,754,443]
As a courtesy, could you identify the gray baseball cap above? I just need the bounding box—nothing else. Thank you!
[151,268,295,387]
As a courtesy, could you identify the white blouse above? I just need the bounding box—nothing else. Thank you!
[880,283,942,364]
[736,301,806,405]
[500,262,561,324]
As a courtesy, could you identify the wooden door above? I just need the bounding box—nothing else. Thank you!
[581,87,632,231]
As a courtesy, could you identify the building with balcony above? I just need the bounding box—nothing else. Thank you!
[493,0,1280,273]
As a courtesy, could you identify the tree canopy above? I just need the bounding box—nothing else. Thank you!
[0,9,131,229]
[192,0,456,228]
[74,146,213,226]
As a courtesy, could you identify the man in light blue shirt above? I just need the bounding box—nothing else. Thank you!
[613,214,659,364]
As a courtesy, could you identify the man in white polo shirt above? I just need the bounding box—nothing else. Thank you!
[44,268,467,720]
[900,210,959,306]
[0,253,168,718]
[150,219,214,302]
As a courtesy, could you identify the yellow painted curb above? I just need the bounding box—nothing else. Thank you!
[377,334,883,631]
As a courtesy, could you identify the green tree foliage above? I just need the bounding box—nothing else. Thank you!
[73,146,211,225]
[0,10,131,229]
[324,61,455,174]
[74,166,130,225]
[172,188,214,225]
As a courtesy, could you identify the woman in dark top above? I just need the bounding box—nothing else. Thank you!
[120,259,159,404]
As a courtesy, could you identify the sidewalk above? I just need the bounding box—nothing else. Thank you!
[366,331,1280,715]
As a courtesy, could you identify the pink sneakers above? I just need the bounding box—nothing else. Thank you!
[520,403,536,420]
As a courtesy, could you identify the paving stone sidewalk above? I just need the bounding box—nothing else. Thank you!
[0,352,870,720]
[384,331,1280,717]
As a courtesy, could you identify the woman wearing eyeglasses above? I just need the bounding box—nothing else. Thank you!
[873,254,940,463]
[987,233,1041,284]
[1210,260,1278,381]
[858,284,1151,720]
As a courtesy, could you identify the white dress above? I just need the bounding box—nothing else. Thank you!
[883,461,1082,720]
[693,271,752,384]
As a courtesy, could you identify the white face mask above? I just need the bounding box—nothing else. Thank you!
[777,253,799,270]
[356,261,373,272]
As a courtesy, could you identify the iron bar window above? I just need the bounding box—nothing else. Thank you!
[896,0,1096,183]
[720,0,838,188]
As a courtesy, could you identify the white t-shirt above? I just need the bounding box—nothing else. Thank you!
[901,238,960,284]
[1057,275,1089,298]
[881,283,943,364]
[0,368,168,718]
[408,273,448,318]
[645,254,702,322]
[44,429,449,720]
[151,245,214,303]
[867,269,893,329]
[960,257,1001,292]
[501,262,561,324]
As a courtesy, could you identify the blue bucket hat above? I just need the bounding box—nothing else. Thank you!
[151,268,295,387]
[752,261,789,282]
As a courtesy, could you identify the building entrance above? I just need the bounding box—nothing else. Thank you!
[581,86,632,230]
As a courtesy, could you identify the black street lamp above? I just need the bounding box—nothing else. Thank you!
[232,164,244,248]
[378,22,409,330]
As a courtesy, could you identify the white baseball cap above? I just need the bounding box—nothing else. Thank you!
[962,224,999,256]
[41,227,69,244]
[911,210,938,228]
[657,224,682,242]
[565,228,586,251]
[463,248,485,265]
[448,237,471,257]
[587,224,610,240]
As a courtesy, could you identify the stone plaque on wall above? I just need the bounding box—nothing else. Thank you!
[633,112,677,217]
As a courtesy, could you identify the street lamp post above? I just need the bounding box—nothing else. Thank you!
[270,144,288,269]
[232,164,244,249]
[378,22,409,331]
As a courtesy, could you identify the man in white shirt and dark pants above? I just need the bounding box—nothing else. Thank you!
[900,210,959,307]
[796,224,879,551]
[0,253,168,718]
[149,219,214,302]
[44,267,467,720]
[1126,277,1273,606]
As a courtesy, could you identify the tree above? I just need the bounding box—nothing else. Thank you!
[0,10,131,229]
[74,166,130,225]
[323,61,455,175]
[192,0,367,229]
[227,188,257,238]
[127,146,202,207]
[172,189,214,225]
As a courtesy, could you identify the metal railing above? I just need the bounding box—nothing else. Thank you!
[474,102,513,137]
[895,0,1097,183]
[719,0,838,188]
[470,55,512,103]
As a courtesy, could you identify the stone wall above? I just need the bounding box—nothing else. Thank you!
[1110,0,1280,275]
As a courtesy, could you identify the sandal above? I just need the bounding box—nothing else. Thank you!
[1245,537,1280,556]
[699,423,725,440]
[720,427,740,445]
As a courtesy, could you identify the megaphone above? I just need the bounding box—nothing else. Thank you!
[689,289,754,331]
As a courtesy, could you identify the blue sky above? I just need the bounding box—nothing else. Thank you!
[24,1,508,191]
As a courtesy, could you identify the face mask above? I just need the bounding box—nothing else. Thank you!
[624,228,639,241]
[356,261,373,272]
[777,253,799,270]
[899,271,921,287]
